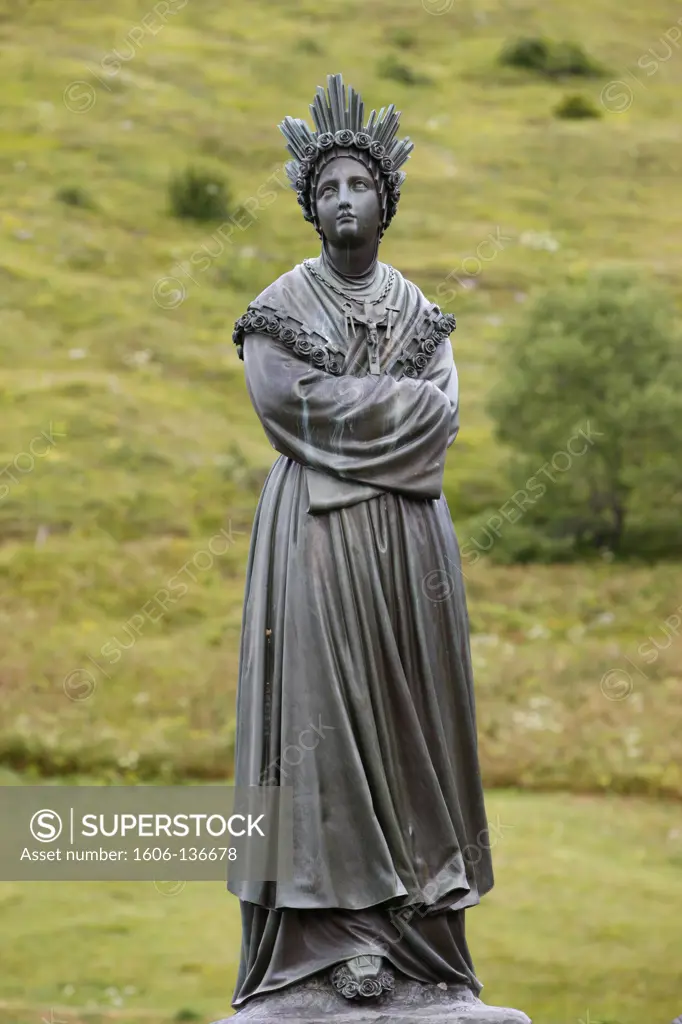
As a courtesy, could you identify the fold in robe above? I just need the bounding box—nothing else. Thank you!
[228,257,493,1007]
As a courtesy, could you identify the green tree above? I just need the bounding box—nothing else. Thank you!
[488,272,682,556]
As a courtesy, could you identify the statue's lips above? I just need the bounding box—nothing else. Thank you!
[337,214,356,223]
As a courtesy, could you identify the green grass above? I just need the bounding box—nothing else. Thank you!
[0,790,680,1024]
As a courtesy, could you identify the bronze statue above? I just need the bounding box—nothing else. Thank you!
[222,74,530,1024]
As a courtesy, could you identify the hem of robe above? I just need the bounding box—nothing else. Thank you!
[227,878,487,914]
[231,900,483,1009]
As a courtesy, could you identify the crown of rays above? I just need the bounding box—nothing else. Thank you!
[278,73,414,235]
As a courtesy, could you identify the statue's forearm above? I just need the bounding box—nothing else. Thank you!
[244,333,451,498]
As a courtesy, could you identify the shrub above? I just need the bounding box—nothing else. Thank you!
[378,55,430,86]
[55,185,95,209]
[499,37,604,78]
[460,512,578,567]
[168,167,230,222]
[487,272,682,558]
[549,40,604,76]
[500,36,550,73]
[295,37,323,55]
[554,93,602,119]
[388,27,416,50]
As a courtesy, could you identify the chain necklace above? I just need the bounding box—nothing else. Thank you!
[303,258,395,308]
[303,258,399,376]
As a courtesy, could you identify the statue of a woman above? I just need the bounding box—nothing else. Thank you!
[227,74,529,1024]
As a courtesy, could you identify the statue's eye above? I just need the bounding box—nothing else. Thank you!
[320,184,337,198]
[353,181,369,191]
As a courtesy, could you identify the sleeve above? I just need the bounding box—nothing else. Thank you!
[422,336,459,448]
[243,332,452,500]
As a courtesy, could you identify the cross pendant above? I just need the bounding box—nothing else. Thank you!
[363,300,382,375]
[342,301,387,374]
[366,323,381,375]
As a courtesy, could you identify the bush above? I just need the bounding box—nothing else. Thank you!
[168,167,230,222]
[459,512,579,567]
[550,40,604,76]
[487,272,682,559]
[377,55,430,86]
[554,93,602,119]
[499,37,604,78]
[388,27,416,50]
[295,37,323,55]
[500,36,550,73]
[55,185,95,209]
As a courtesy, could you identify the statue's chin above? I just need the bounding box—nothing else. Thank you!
[328,227,370,250]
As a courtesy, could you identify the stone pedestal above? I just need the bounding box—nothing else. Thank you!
[214,977,531,1023]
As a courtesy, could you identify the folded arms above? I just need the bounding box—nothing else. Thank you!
[243,333,459,501]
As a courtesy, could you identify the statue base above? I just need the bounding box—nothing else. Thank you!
[218,976,531,1023]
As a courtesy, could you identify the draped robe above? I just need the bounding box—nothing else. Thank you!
[228,251,494,1008]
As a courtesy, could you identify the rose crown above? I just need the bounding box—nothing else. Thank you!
[278,72,414,237]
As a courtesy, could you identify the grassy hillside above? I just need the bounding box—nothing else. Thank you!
[1,0,682,794]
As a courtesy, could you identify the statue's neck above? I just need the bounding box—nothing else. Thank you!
[321,235,379,279]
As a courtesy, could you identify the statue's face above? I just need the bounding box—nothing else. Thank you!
[315,156,381,248]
